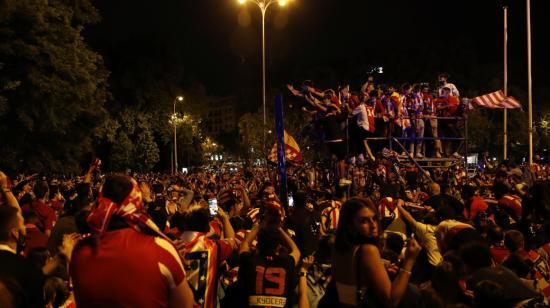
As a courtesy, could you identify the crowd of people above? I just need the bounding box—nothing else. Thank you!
[1,150,550,307]
[1,69,549,308]
[288,73,466,186]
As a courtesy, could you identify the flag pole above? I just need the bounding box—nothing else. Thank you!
[274,94,288,209]
[503,6,508,160]
[527,0,533,165]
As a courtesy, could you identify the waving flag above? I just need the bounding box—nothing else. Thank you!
[471,90,522,109]
[268,130,303,164]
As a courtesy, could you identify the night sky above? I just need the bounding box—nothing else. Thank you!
[85,0,549,106]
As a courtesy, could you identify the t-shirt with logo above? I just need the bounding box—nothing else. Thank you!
[238,252,297,308]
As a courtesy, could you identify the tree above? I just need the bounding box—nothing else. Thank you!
[238,111,267,161]
[237,100,317,163]
[0,0,109,173]
[99,45,211,170]
[97,108,160,171]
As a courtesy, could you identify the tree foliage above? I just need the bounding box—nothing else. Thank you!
[238,111,265,160]
[0,0,109,173]
[237,100,318,162]
[96,108,160,171]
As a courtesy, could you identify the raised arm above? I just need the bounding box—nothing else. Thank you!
[179,188,194,210]
[0,171,20,214]
[287,84,304,97]
[360,81,369,93]
[319,215,328,236]
[301,106,318,115]
[361,238,421,307]
[240,186,251,211]
[239,225,260,254]
[278,227,301,266]
[298,255,314,308]
[308,87,324,97]
[396,199,417,226]
[83,161,99,184]
[216,207,235,239]
[305,94,327,112]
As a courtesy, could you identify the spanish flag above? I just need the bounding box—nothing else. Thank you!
[268,130,303,164]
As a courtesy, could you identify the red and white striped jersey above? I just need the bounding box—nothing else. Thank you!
[321,201,342,232]
[379,197,399,220]
[70,229,186,308]
[247,208,260,224]
[531,163,543,178]
[410,92,424,117]
[352,104,376,133]
[498,194,522,221]
[438,82,460,97]
[421,92,436,115]
[397,95,411,128]
[179,232,238,308]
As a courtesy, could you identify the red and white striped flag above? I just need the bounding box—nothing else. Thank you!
[471,90,522,109]
[500,96,521,109]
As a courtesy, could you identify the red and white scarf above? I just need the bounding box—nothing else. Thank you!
[87,177,170,240]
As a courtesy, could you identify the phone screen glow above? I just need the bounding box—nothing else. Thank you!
[208,198,218,216]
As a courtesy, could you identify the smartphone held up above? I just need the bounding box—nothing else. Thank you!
[208,198,218,217]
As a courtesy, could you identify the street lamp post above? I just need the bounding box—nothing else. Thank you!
[526,0,533,165]
[237,0,289,157]
[172,96,184,174]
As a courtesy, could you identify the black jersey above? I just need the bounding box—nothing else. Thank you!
[238,251,297,308]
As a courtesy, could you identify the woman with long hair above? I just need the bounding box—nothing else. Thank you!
[333,197,421,307]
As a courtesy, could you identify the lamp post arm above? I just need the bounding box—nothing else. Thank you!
[251,0,277,14]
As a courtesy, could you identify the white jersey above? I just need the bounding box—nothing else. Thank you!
[438,82,460,97]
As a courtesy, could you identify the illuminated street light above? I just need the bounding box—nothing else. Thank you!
[236,0,291,158]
